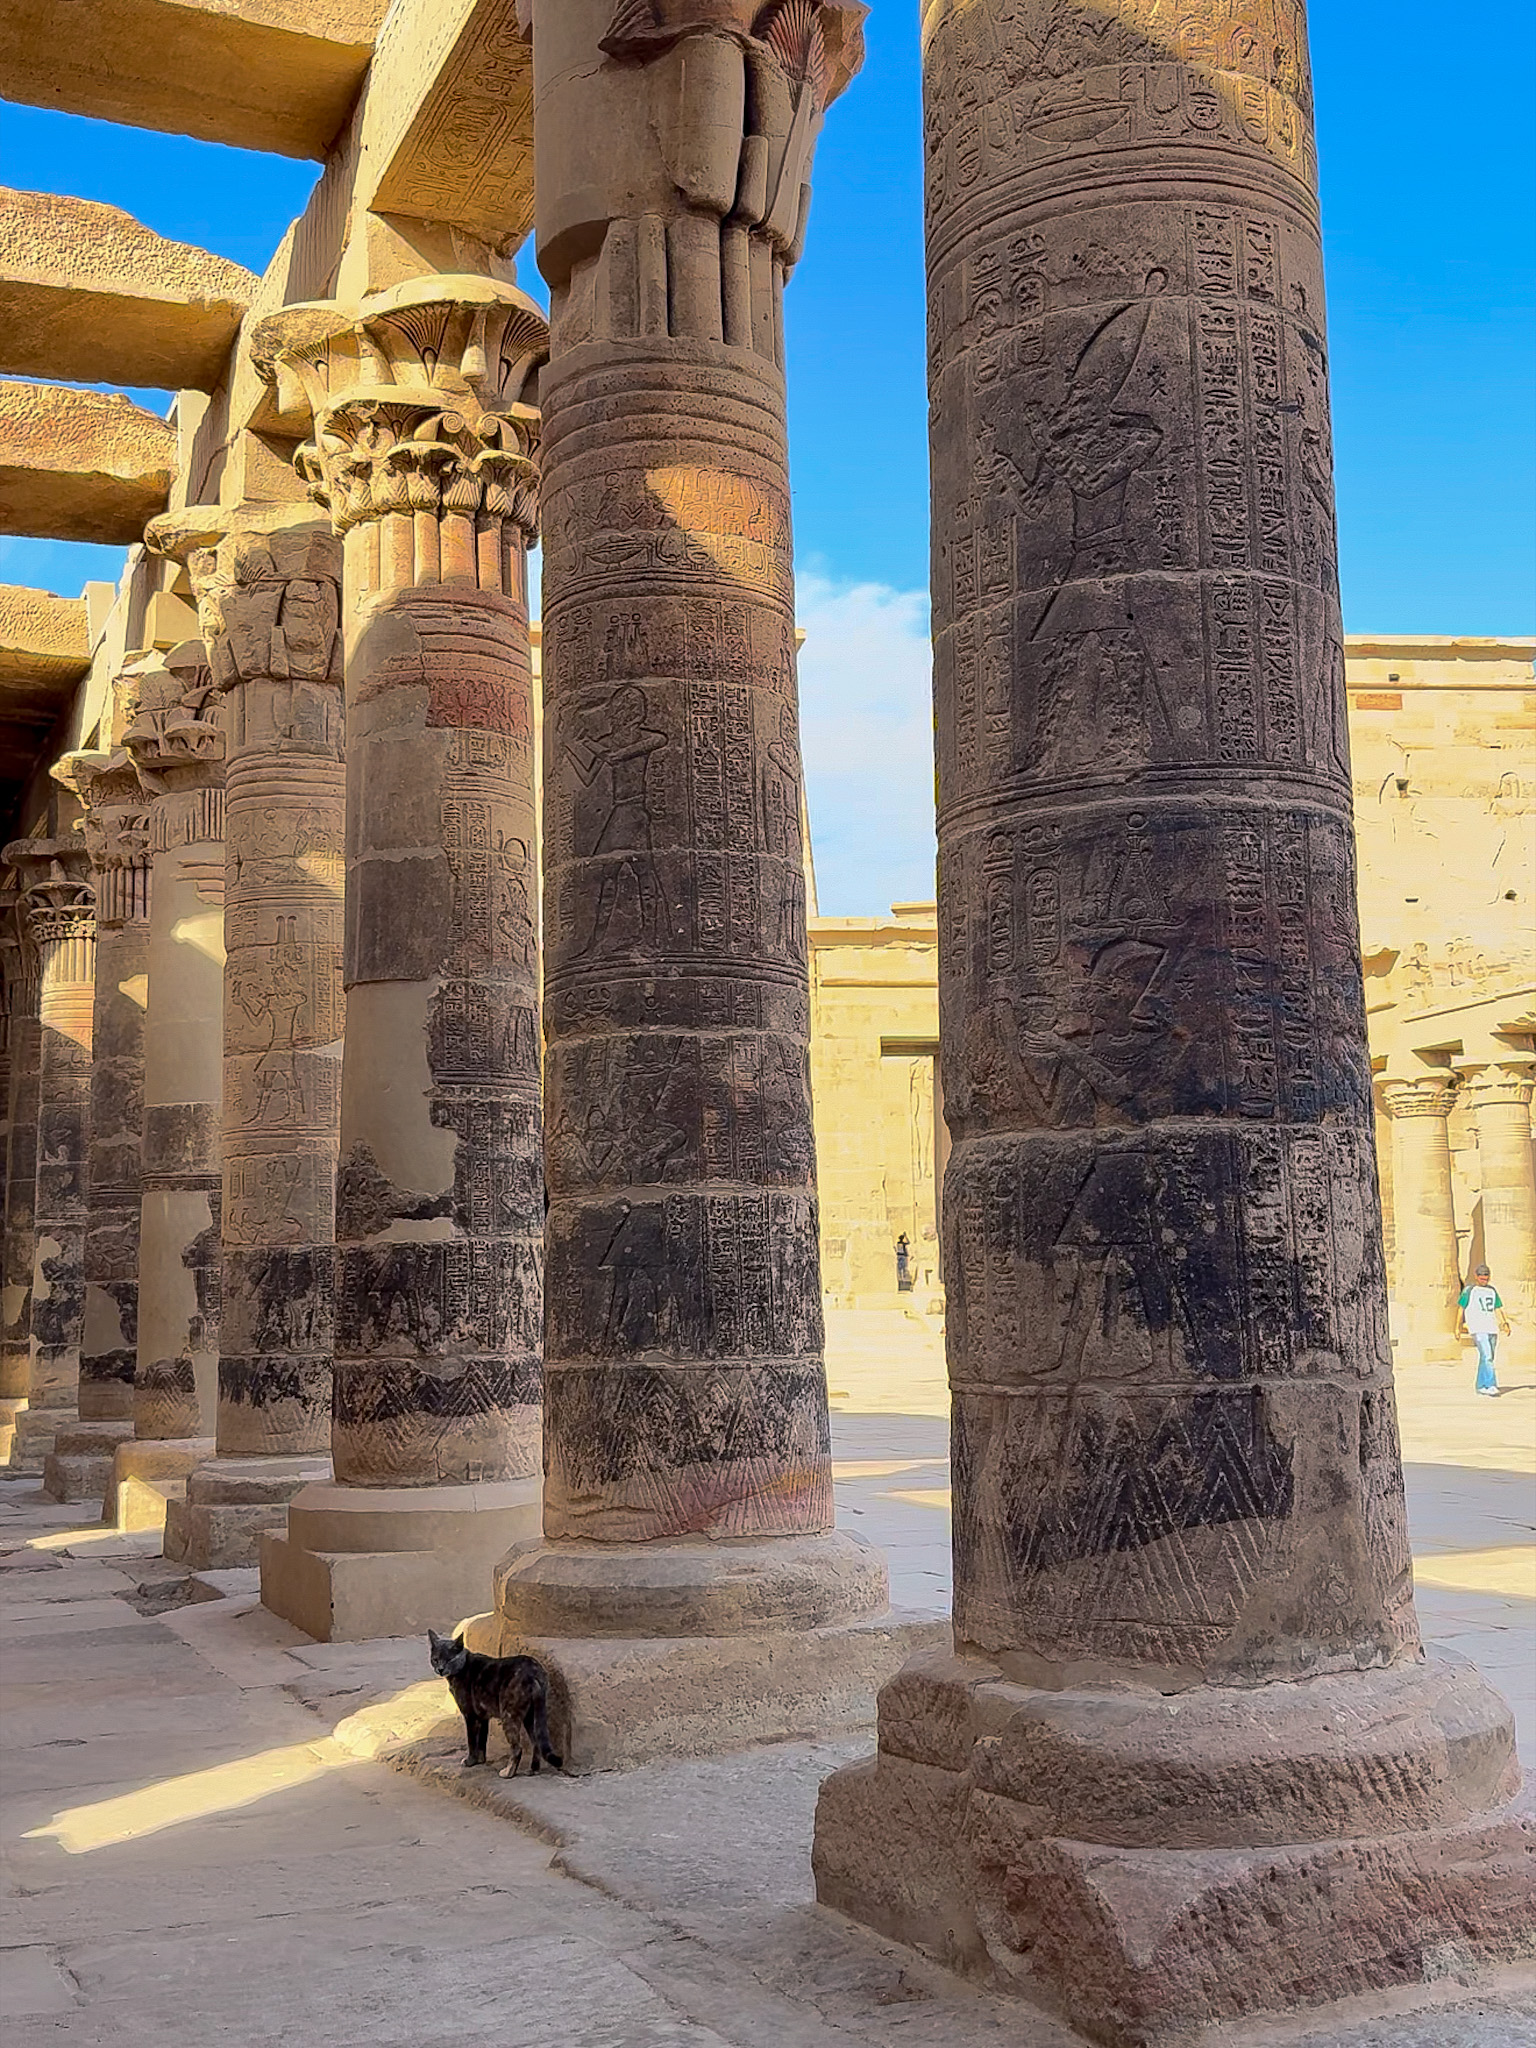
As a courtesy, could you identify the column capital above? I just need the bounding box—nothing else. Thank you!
[147,505,343,697]
[1455,1059,1536,1111]
[251,276,547,546]
[56,749,152,927]
[1379,1072,1459,1120]
[2,837,94,948]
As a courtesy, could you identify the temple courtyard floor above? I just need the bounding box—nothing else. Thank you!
[2,1313,1533,2046]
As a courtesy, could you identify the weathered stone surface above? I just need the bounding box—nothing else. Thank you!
[813,0,1529,2036]
[121,647,226,1442]
[5,839,95,1429]
[147,508,344,1463]
[0,0,388,161]
[255,278,547,1509]
[526,0,864,1554]
[0,895,40,1420]
[103,1432,213,1532]
[162,1453,330,1568]
[0,584,91,685]
[0,381,175,545]
[41,1417,133,1502]
[0,189,256,392]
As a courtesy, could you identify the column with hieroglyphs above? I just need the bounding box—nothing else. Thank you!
[814,1,1529,2038]
[2,841,94,1480]
[142,509,345,1567]
[39,741,152,1502]
[477,1,929,1774]
[252,277,548,1640]
[1461,1060,1536,1372]
[0,895,40,1465]
[120,646,226,1469]
[1381,1073,1463,1360]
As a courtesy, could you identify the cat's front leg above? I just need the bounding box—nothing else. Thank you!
[463,1710,489,1767]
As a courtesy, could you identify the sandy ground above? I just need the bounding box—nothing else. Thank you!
[0,1310,1531,2046]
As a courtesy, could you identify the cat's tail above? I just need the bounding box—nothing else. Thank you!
[530,1689,563,1773]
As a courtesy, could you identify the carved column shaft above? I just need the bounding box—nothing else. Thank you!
[1381,1076,1462,1356]
[258,278,548,1490]
[123,648,227,1441]
[922,0,1411,1685]
[531,0,865,1544]
[0,903,40,1407]
[69,751,152,1421]
[4,843,96,1417]
[193,520,346,1458]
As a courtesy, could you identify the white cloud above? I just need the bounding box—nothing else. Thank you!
[795,573,936,917]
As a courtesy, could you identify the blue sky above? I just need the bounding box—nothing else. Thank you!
[3,0,1532,910]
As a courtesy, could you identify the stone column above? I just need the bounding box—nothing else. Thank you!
[146,507,345,1568]
[38,747,151,1501]
[814,2,1527,2036]
[2,841,94,1477]
[467,1,906,1774]
[1461,1059,1536,1371]
[1381,1074,1463,1361]
[251,276,549,1640]
[121,644,226,1460]
[0,897,39,1465]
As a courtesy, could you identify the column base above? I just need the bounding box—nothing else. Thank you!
[6,1404,75,1474]
[105,1436,215,1531]
[163,1455,332,1569]
[0,1397,25,1466]
[259,1478,543,1642]
[813,1647,1534,2048]
[487,1532,946,1772]
[41,1420,135,1502]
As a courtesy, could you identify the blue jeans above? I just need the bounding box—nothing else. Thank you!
[1473,1332,1499,1392]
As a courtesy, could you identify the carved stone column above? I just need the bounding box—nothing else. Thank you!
[143,508,345,1568]
[814,1,1527,2036]
[1381,1074,1463,1360]
[467,1,910,1774]
[252,277,549,1639]
[37,745,151,1502]
[0,896,39,1464]
[3,841,94,1477]
[122,645,226,1456]
[1461,1060,1536,1371]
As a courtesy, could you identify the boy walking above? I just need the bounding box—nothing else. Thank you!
[1456,1264,1512,1396]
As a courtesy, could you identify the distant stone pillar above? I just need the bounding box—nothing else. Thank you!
[1462,1060,1536,1365]
[0,897,40,1460]
[814,0,1526,2033]
[3,841,94,1473]
[251,277,549,1638]
[68,749,152,1424]
[462,0,893,1772]
[1381,1075,1463,1359]
[143,506,345,1567]
[122,644,226,1447]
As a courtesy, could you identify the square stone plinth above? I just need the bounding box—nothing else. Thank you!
[259,1479,542,1642]
[6,1404,73,1474]
[105,1436,214,1532]
[163,1455,330,1570]
[466,1608,950,1774]
[41,1419,134,1503]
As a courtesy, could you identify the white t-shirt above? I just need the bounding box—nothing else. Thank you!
[1460,1283,1502,1336]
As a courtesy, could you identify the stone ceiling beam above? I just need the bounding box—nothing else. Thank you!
[0,0,389,161]
[0,381,175,545]
[0,191,257,393]
[0,584,94,818]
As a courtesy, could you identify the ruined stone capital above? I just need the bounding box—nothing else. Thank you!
[118,644,227,854]
[4,837,95,949]
[54,749,152,930]
[148,507,344,700]
[251,277,547,569]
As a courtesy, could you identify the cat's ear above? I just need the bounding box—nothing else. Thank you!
[427,1629,443,1648]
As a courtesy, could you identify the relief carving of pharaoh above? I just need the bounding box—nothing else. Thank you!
[536,0,867,349]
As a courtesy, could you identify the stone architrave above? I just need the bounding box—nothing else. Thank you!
[464,1,926,1774]
[251,276,550,1639]
[813,2,1531,2039]
[0,894,39,1462]
[144,507,345,1568]
[1460,1060,1536,1370]
[1381,1073,1463,1361]
[2,839,94,1478]
[121,643,226,1451]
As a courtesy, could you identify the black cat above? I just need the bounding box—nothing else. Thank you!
[427,1629,564,1778]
